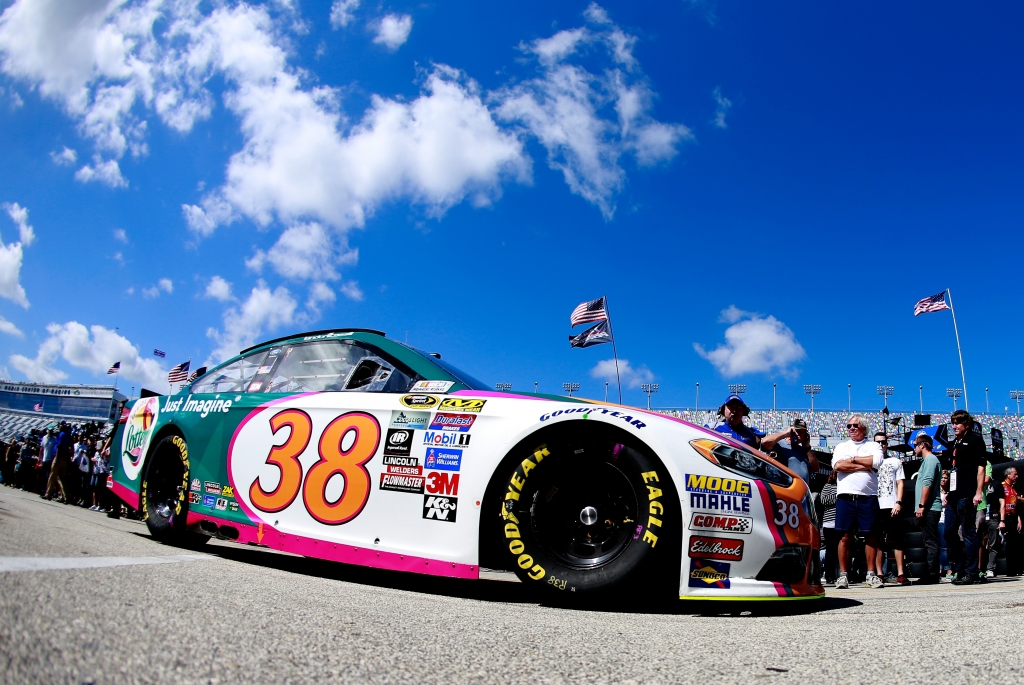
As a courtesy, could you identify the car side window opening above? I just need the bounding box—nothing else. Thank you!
[192,340,419,395]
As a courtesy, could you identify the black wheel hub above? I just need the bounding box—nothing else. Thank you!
[148,452,183,520]
[530,456,638,569]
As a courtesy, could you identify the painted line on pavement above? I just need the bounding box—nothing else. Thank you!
[0,555,210,572]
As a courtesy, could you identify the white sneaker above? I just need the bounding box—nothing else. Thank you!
[986,570,995,578]
[869,575,885,589]
[835,574,849,589]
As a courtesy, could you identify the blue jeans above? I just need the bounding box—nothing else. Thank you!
[944,498,980,576]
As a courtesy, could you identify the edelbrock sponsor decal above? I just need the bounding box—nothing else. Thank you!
[688,536,744,561]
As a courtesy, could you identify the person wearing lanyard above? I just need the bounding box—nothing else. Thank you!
[998,467,1022,576]
[710,394,790,451]
[945,410,987,585]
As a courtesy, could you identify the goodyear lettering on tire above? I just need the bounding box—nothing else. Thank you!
[503,446,550,582]
[640,470,663,548]
[171,436,190,517]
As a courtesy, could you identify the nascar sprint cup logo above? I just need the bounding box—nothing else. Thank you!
[122,396,160,481]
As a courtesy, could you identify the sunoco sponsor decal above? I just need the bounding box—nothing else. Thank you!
[688,536,744,561]
[688,559,731,589]
[121,396,160,481]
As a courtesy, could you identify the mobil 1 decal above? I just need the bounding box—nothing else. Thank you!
[422,430,471,448]
[383,428,413,457]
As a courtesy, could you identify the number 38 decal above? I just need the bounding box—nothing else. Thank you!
[774,500,801,529]
[248,409,381,525]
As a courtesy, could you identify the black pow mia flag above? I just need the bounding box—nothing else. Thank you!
[569,320,613,348]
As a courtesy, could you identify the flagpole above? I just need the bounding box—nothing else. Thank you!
[946,288,969,412]
[604,295,623,404]
[113,367,119,392]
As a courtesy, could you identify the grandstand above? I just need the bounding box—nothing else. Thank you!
[0,380,127,439]
[656,409,1023,460]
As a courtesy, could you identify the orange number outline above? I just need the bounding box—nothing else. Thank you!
[302,412,381,525]
[248,409,313,513]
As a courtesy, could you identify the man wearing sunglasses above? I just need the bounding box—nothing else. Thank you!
[945,410,987,585]
[831,415,885,589]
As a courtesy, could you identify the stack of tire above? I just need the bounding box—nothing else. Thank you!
[903,530,928,580]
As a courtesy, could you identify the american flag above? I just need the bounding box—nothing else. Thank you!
[153,349,166,358]
[914,292,949,316]
[168,361,190,383]
[187,367,206,382]
[107,361,120,374]
[570,296,608,327]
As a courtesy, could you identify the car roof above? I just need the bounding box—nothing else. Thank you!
[238,329,386,355]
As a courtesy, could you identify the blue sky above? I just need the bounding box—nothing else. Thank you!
[0,0,1021,413]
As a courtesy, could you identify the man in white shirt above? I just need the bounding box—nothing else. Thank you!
[874,432,907,584]
[831,415,885,589]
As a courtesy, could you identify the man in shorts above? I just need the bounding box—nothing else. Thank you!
[832,415,885,589]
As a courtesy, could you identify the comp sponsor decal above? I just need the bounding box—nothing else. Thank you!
[409,380,455,393]
[379,473,424,494]
[688,492,751,513]
[438,397,486,413]
[121,396,160,480]
[539,406,646,429]
[688,536,744,561]
[684,474,751,497]
[689,513,753,534]
[422,431,471,448]
[425,471,459,496]
[400,395,439,409]
[423,495,457,522]
[389,410,430,429]
[204,481,222,495]
[383,429,414,457]
[424,447,461,471]
[428,413,475,432]
[688,559,731,589]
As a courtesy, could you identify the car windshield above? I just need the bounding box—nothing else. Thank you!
[410,349,489,390]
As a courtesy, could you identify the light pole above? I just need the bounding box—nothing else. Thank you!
[946,388,962,411]
[563,382,580,397]
[773,383,777,411]
[847,383,852,413]
[877,385,894,410]
[641,383,659,410]
[728,384,747,396]
[604,382,609,402]
[1011,390,1024,415]
[803,384,821,431]
[985,388,990,414]
[919,385,924,414]
[495,383,512,393]
[695,383,700,412]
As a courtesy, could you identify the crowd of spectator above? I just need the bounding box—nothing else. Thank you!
[0,420,118,513]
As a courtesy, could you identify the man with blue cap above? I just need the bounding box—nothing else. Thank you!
[711,394,789,451]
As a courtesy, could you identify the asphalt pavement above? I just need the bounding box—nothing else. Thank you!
[2,485,1022,685]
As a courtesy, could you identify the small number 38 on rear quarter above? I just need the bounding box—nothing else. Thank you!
[109,329,823,602]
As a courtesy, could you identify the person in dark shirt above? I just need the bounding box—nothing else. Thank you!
[711,394,789,451]
[945,410,987,585]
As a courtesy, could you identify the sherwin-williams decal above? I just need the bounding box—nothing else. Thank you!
[400,395,439,409]
[424,448,461,471]
[688,559,731,588]
[121,396,160,480]
[437,397,486,413]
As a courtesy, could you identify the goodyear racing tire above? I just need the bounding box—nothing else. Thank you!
[500,426,678,598]
[142,435,205,546]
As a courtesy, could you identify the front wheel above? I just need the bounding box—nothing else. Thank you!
[141,435,202,545]
[500,427,678,598]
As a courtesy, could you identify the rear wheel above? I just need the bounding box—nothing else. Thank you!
[141,435,204,546]
[499,426,678,599]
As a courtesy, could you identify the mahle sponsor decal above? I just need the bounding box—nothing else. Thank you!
[389,410,430,429]
[121,396,160,481]
[688,513,753,534]
[684,474,751,497]
[400,395,439,409]
[438,397,486,413]
[688,536,744,561]
[688,559,731,589]
[688,492,751,513]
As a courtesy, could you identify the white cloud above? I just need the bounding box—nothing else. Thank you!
[694,307,806,378]
[113,228,128,242]
[495,6,690,219]
[306,280,336,316]
[3,202,35,246]
[9,321,169,390]
[206,280,298,364]
[0,315,23,337]
[330,0,360,29]
[246,222,356,282]
[712,87,731,129]
[373,14,412,51]
[142,277,173,299]
[204,275,234,302]
[590,358,654,389]
[75,157,127,188]
[339,280,363,301]
[50,146,77,166]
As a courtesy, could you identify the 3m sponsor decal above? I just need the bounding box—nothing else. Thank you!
[425,471,459,496]
[387,464,423,476]
[202,494,216,507]
[215,498,228,511]
[204,481,222,495]
[221,486,234,499]
[539,406,646,429]
[383,429,413,457]
[438,397,486,413]
[424,448,461,471]
[428,413,476,432]
[423,495,457,522]
[684,474,751,497]
[190,478,201,492]
[689,513,753,534]
[422,431,471,447]
[410,380,455,394]
[389,410,430,429]
[379,473,424,494]
[382,455,419,467]
[688,558,731,589]
[189,492,202,504]
[400,395,439,409]
[162,394,233,417]
[688,492,751,513]
[688,536,744,561]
